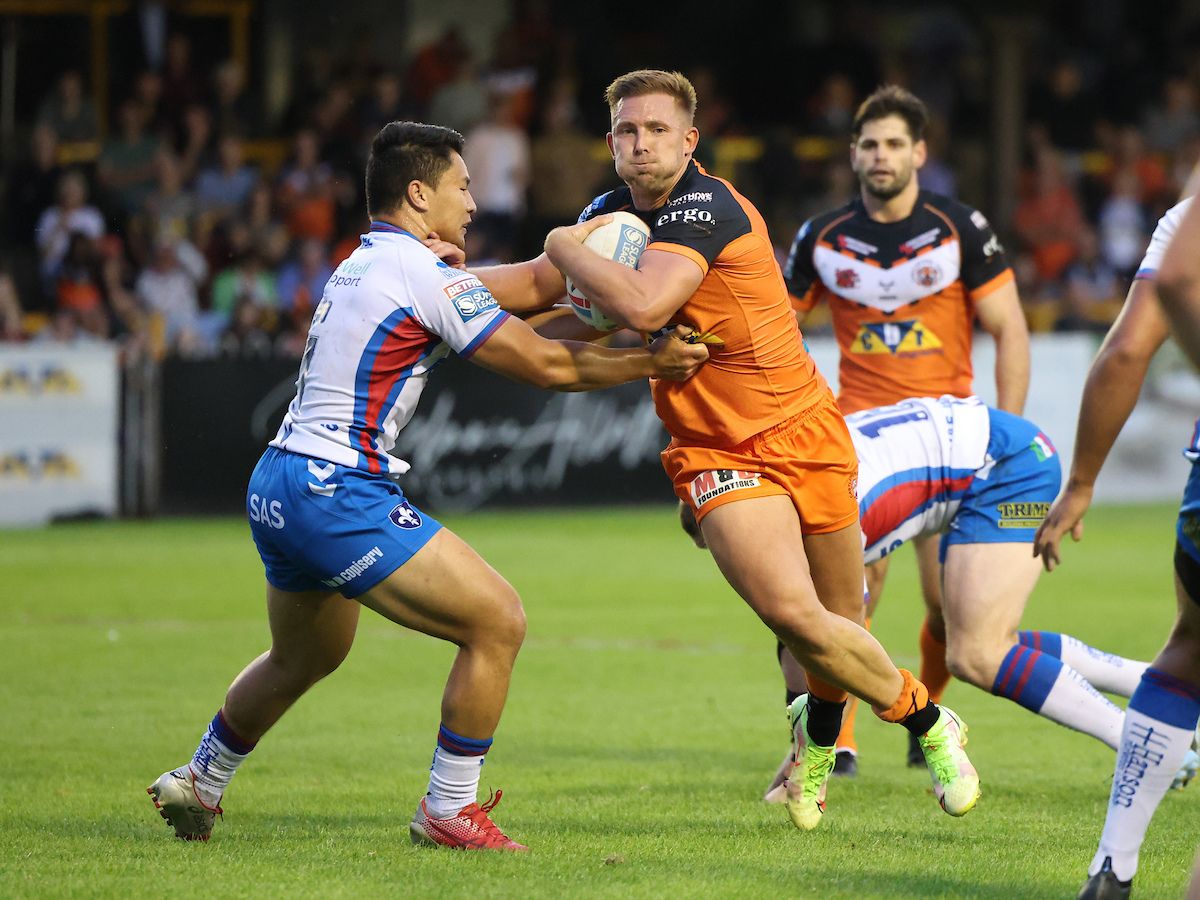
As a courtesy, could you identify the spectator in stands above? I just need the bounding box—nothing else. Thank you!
[1097,168,1150,279]
[276,238,333,320]
[133,69,168,137]
[219,295,274,358]
[806,73,857,138]
[428,58,488,138]
[403,26,468,111]
[36,70,99,144]
[359,70,417,136]
[527,78,606,240]
[194,133,257,219]
[210,59,256,137]
[176,104,215,184]
[134,233,208,355]
[1142,75,1200,154]
[1060,227,1122,332]
[54,232,109,340]
[97,98,163,217]
[210,246,278,321]
[161,33,204,130]
[276,129,336,242]
[1107,125,1170,207]
[463,90,530,263]
[139,150,196,249]
[6,124,63,246]
[35,170,105,291]
[0,267,26,342]
[1013,149,1086,284]
[1027,58,1096,154]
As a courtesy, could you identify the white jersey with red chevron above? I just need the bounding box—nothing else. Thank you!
[270,222,510,475]
[847,395,991,563]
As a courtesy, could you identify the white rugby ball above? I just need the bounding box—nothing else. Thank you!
[565,211,651,331]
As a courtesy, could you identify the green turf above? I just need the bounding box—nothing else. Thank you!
[0,505,1195,898]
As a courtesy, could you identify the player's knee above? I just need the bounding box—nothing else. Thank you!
[944,641,993,689]
[479,583,526,652]
[758,602,826,655]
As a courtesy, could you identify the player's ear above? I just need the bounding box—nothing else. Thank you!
[684,126,699,158]
[913,138,928,169]
[406,179,430,212]
[605,132,616,159]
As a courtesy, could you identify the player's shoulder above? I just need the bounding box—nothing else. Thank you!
[919,190,996,234]
[578,187,632,222]
[1154,196,1194,241]
[795,198,860,244]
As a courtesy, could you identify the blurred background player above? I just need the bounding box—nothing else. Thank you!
[783,85,1030,775]
[461,69,982,831]
[678,395,1177,803]
[1034,195,1200,900]
[146,121,708,851]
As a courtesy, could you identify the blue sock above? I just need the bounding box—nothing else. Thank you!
[992,643,1061,711]
[1019,630,1148,696]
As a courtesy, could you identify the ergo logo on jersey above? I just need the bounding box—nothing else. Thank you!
[655,208,714,228]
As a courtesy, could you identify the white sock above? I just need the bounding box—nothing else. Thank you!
[1039,665,1126,750]
[425,747,484,819]
[190,713,253,807]
[1089,670,1200,881]
[1058,635,1149,697]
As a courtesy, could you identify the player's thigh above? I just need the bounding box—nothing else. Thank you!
[803,523,868,623]
[912,532,945,612]
[941,542,1041,647]
[266,583,361,673]
[700,494,822,622]
[356,527,525,648]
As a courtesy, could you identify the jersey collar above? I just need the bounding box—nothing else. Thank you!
[367,221,421,241]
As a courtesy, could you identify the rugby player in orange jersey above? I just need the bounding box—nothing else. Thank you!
[455,69,981,830]
[781,85,1030,777]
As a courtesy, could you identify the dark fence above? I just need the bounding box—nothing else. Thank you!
[158,357,675,514]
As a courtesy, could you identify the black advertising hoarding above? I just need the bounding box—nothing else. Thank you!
[158,357,675,514]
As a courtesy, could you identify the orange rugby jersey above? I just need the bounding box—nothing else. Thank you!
[783,190,1014,414]
[579,160,826,447]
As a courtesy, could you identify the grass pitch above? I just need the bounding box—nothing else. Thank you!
[1,504,1195,898]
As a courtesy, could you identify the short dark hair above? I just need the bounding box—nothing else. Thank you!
[851,85,929,142]
[365,121,465,217]
[605,69,698,122]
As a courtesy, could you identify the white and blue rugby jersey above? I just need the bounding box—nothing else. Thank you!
[847,395,991,562]
[270,222,510,475]
[1135,196,1193,281]
[1131,198,1199,459]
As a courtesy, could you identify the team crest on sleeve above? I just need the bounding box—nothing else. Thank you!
[689,469,761,507]
[443,276,498,321]
[388,501,423,529]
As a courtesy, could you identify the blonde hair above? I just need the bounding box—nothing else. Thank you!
[604,69,697,121]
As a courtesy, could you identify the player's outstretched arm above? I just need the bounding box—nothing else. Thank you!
[1156,198,1200,368]
[544,217,702,332]
[1033,278,1170,570]
[974,280,1030,415]
[468,316,707,391]
[470,253,569,315]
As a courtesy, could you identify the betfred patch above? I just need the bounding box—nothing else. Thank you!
[443,277,498,321]
[689,469,761,507]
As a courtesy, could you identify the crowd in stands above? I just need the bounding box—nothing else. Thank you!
[2,6,1199,357]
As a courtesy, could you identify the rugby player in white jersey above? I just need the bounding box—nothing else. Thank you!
[682,395,1170,809]
[1036,196,1200,900]
[145,122,708,851]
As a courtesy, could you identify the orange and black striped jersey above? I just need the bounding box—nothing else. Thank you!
[783,190,1014,415]
[580,160,827,447]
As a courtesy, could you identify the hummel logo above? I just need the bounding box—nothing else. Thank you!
[307,460,336,481]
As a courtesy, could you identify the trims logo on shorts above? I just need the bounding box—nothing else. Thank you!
[389,501,422,529]
[689,469,761,508]
[996,501,1050,528]
[323,546,383,588]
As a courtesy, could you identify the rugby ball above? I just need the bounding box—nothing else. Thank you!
[565,211,651,331]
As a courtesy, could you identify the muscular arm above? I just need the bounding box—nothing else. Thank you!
[470,254,568,315]
[544,227,703,332]
[468,316,706,391]
[1155,199,1200,369]
[974,280,1030,415]
[1033,278,1170,569]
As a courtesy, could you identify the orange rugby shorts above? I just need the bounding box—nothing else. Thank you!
[662,393,859,534]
